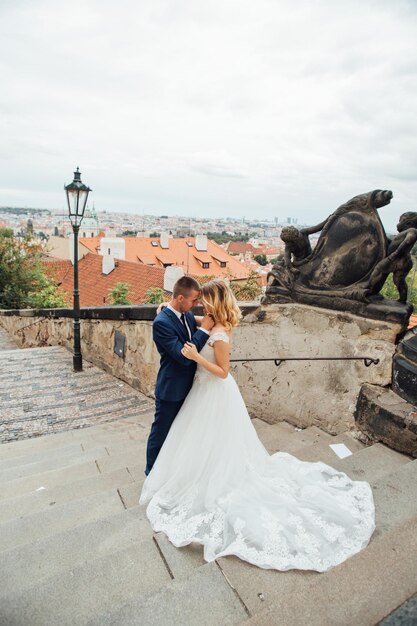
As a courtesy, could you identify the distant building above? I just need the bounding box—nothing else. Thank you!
[78,206,101,238]
[42,253,166,307]
[78,234,251,282]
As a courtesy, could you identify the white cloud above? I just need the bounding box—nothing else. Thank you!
[0,0,416,229]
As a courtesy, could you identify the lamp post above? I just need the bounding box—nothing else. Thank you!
[64,167,92,372]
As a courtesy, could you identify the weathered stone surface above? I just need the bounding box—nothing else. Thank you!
[0,506,152,595]
[393,354,417,405]
[0,488,124,552]
[86,561,248,626]
[0,315,159,398]
[1,540,170,626]
[0,468,134,523]
[355,383,417,456]
[380,592,417,626]
[153,532,205,580]
[1,303,400,433]
[232,303,399,433]
[393,332,417,405]
[0,344,153,444]
[242,517,417,626]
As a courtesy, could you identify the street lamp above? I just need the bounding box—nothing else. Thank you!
[64,167,92,372]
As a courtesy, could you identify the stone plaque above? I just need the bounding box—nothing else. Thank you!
[114,331,126,358]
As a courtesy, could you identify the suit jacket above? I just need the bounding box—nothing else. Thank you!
[153,307,209,401]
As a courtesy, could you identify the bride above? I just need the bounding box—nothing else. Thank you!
[139,280,375,572]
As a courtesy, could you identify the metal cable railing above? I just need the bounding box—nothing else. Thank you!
[230,356,380,367]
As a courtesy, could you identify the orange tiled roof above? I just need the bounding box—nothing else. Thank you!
[42,253,165,307]
[42,258,73,283]
[226,241,257,255]
[78,236,251,280]
[256,244,282,255]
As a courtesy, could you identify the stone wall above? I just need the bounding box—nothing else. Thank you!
[0,303,401,433]
[230,303,400,433]
[0,308,159,398]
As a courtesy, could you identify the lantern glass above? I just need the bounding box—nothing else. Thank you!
[65,168,92,226]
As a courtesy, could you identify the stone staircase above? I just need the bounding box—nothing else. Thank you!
[1,411,417,625]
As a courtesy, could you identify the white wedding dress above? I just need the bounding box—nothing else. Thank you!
[140,332,375,572]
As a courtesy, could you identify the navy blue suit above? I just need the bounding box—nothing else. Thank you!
[145,307,209,475]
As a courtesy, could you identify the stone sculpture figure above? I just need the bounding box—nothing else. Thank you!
[366,212,417,302]
[281,219,327,268]
[265,190,414,325]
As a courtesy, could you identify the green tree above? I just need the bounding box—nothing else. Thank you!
[108,282,132,305]
[230,271,263,301]
[27,269,67,308]
[269,254,284,266]
[144,287,166,304]
[254,254,267,266]
[149,232,160,238]
[0,232,66,309]
[0,227,13,238]
[380,261,417,312]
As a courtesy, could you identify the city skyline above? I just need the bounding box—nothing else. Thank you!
[1,1,416,232]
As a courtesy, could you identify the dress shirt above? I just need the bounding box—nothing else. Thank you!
[167,304,209,337]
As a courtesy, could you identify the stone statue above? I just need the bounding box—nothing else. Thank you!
[281,219,327,268]
[265,190,415,325]
[366,211,417,302]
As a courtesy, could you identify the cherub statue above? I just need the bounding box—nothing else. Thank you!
[367,211,417,302]
[280,219,327,269]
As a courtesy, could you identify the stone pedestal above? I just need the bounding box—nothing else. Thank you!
[231,303,401,434]
[355,384,417,456]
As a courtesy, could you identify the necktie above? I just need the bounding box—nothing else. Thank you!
[180,313,191,339]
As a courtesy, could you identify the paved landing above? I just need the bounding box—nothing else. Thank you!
[0,343,154,444]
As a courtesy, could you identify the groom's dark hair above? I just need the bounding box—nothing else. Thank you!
[173,276,200,298]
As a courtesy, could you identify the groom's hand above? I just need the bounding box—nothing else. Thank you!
[201,314,215,331]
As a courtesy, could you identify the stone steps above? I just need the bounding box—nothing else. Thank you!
[0,487,126,552]
[0,345,153,444]
[1,538,173,626]
[87,561,247,626]
[1,406,417,624]
[0,437,147,483]
[0,467,135,523]
[0,428,147,469]
[252,421,334,454]
[0,506,153,596]
[332,441,410,482]
[217,458,417,619]
[243,517,417,626]
[154,532,205,580]
[0,445,111,482]
[0,420,150,461]
[0,458,102,500]
[289,431,365,463]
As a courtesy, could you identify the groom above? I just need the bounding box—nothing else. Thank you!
[145,276,214,475]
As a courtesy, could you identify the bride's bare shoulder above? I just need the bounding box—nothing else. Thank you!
[211,324,230,335]
[210,326,232,345]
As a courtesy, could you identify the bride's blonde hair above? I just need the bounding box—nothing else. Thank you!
[201,280,242,331]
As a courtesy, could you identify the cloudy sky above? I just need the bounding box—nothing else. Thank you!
[1,0,416,229]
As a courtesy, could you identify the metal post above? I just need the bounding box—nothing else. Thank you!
[72,223,82,371]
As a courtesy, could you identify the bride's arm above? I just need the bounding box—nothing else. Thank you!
[181,340,230,379]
